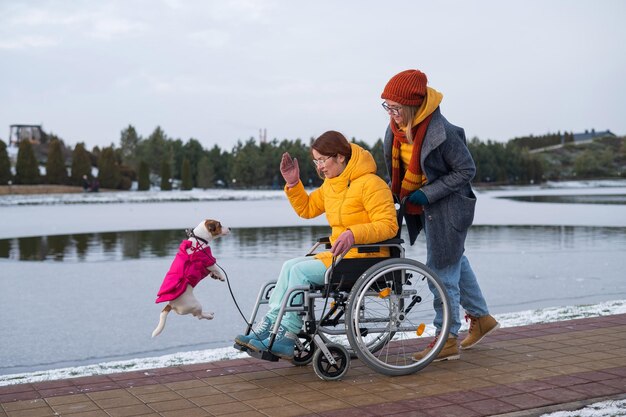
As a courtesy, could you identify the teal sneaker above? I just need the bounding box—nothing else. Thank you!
[234,317,272,348]
[248,325,297,360]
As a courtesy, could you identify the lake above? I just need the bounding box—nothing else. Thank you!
[1,185,626,376]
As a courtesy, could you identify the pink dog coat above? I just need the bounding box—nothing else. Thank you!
[155,240,217,303]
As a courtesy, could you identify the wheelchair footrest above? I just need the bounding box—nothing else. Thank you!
[233,343,280,362]
[246,349,280,362]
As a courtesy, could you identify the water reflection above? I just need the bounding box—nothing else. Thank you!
[466,225,626,252]
[1,225,624,262]
[502,194,626,204]
[0,226,331,262]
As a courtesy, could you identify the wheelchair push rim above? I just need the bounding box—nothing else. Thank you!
[345,258,451,376]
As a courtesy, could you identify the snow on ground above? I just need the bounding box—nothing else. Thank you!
[2,302,624,417]
[0,188,286,206]
[0,299,624,387]
[542,399,626,417]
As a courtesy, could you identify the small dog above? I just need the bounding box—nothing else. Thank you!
[152,219,230,337]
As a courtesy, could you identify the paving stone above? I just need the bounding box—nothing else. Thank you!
[1,315,626,417]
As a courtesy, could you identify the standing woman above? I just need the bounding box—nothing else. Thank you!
[381,69,499,361]
[235,131,398,360]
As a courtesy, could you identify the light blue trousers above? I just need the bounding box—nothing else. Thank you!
[265,256,327,334]
[428,255,489,338]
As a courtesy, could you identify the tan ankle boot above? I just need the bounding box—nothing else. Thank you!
[460,314,499,350]
[412,337,459,362]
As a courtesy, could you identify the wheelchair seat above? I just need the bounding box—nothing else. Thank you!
[311,237,404,292]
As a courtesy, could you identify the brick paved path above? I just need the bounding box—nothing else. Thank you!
[2,314,626,417]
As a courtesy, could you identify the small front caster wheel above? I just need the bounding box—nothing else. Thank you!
[312,343,350,381]
[291,332,315,366]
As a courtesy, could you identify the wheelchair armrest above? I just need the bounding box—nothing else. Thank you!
[355,237,404,253]
[314,237,405,253]
[357,246,380,253]
[376,237,404,245]
[306,237,332,255]
[317,236,331,249]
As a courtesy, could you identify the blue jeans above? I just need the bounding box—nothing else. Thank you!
[428,255,489,338]
[266,257,327,334]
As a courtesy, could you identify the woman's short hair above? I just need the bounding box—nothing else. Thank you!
[312,131,352,162]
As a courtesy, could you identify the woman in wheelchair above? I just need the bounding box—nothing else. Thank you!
[234,130,398,360]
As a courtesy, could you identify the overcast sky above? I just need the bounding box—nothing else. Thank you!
[1,0,625,151]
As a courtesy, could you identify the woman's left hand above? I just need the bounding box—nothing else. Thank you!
[408,189,429,205]
[280,152,300,187]
[331,230,355,256]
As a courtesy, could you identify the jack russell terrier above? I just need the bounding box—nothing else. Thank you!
[152,219,230,337]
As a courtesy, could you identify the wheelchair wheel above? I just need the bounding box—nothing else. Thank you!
[345,258,451,376]
[291,332,315,366]
[312,343,350,381]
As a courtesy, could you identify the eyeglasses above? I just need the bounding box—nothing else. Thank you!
[312,155,335,167]
[382,102,402,116]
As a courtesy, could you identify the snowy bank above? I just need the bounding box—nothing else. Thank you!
[1,299,624,387]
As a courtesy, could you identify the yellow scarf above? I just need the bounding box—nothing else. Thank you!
[390,87,443,214]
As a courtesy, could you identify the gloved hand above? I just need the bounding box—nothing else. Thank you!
[408,190,429,205]
[331,230,355,257]
[280,152,300,188]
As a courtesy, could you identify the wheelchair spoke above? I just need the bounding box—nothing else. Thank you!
[346,259,451,376]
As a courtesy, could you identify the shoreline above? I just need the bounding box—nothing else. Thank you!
[2,299,625,386]
[0,184,122,196]
[0,184,84,195]
[2,178,626,197]
[2,311,626,417]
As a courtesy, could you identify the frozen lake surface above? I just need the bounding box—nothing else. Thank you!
[1,181,625,386]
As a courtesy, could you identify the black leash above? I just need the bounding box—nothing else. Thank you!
[188,227,342,355]
[185,228,266,343]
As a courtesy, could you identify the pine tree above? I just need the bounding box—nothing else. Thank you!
[139,127,171,174]
[46,139,68,184]
[70,143,93,185]
[196,155,215,189]
[138,160,150,191]
[160,161,172,190]
[0,140,11,185]
[15,140,40,184]
[181,158,192,190]
[98,147,121,189]
[119,125,141,167]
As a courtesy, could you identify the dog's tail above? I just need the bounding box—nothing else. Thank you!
[151,304,172,337]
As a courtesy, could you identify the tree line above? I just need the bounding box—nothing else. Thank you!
[0,125,623,189]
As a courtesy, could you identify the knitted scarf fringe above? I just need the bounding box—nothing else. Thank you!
[390,113,434,215]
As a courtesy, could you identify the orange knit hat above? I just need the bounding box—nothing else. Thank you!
[381,69,428,106]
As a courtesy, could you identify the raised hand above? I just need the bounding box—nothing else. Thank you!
[280,152,300,187]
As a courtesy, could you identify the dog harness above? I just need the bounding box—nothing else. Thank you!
[155,240,217,303]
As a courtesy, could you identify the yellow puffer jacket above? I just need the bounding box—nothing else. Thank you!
[285,143,399,267]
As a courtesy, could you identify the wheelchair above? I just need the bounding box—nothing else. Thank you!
[234,209,451,381]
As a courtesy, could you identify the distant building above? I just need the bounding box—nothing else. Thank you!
[8,124,48,147]
[572,129,616,143]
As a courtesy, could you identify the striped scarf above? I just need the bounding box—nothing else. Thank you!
[390,113,434,215]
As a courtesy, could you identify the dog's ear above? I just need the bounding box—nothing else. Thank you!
[205,220,217,234]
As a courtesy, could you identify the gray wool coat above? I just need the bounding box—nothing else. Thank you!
[384,108,477,269]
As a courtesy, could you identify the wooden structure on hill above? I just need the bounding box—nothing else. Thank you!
[8,124,48,147]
